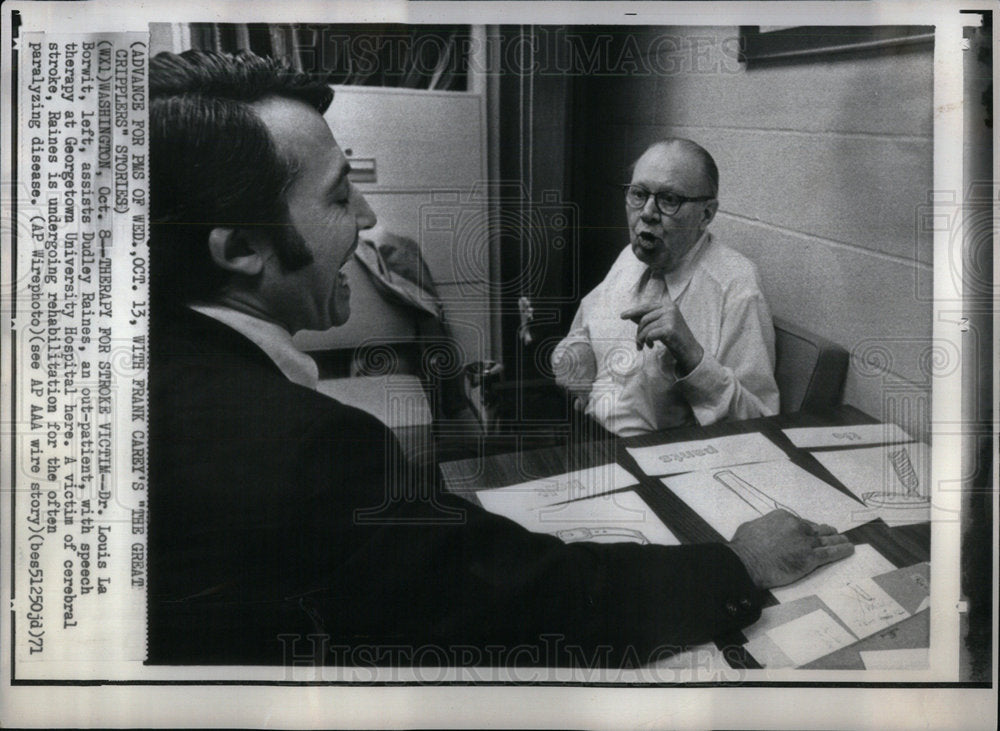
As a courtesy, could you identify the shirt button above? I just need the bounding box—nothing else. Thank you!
[739,598,753,611]
[725,601,739,617]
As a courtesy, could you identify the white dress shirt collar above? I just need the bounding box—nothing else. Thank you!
[634,231,710,302]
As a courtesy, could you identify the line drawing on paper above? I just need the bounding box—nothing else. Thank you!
[861,446,931,510]
[553,526,650,545]
[713,469,800,517]
[835,581,908,632]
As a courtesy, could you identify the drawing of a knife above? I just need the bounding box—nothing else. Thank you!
[713,469,800,518]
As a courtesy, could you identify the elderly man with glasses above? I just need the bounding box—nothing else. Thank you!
[552,139,780,436]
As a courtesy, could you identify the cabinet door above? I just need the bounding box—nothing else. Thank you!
[295,87,492,368]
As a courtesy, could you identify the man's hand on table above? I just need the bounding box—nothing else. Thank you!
[728,509,854,589]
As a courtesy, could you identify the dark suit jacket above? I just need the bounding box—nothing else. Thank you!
[148,307,762,666]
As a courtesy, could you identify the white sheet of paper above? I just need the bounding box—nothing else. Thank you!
[782,423,912,449]
[816,577,910,639]
[662,459,868,538]
[859,648,929,670]
[771,543,897,604]
[812,443,930,525]
[627,432,787,476]
[477,463,638,516]
[482,488,680,546]
[765,609,858,667]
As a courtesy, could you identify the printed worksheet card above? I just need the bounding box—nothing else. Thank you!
[626,432,787,476]
[815,577,910,639]
[661,459,871,538]
[811,442,931,525]
[782,423,913,449]
[743,598,859,669]
[480,488,679,547]
[771,544,897,604]
[476,463,639,515]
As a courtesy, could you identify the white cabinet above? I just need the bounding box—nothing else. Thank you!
[295,86,493,366]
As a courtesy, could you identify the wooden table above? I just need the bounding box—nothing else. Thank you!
[439,406,930,670]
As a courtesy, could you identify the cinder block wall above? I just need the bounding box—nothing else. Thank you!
[571,26,934,439]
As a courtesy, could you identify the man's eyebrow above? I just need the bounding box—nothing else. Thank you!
[326,161,352,195]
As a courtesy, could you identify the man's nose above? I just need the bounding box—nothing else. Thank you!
[639,195,661,222]
[353,188,377,230]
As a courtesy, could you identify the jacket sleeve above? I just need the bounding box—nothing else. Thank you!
[293,406,764,667]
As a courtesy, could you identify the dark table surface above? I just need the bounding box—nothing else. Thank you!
[441,405,929,567]
[439,406,931,670]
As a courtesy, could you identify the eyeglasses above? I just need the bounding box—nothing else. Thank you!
[622,184,715,217]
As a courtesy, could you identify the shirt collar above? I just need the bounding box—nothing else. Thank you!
[631,231,711,301]
[189,303,319,389]
[663,231,710,301]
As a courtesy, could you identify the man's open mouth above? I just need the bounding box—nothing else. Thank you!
[636,232,661,249]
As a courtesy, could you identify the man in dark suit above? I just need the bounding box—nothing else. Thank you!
[147,50,853,667]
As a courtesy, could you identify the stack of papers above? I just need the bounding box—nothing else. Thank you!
[743,559,930,669]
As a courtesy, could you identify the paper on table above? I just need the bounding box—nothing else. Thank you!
[742,596,832,668]
[859,648,928,670]
[771,543,896,604]
[816,576,910,639]
[627,432,787,476]
[765,609,857,667]
[662,459,869,538]
[482,488,680,546]
[477,463,638,516]
[647,643,731,675]
[782,423,912,449]
[812,443,930,525]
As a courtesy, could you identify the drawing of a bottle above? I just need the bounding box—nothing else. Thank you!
[713,470,800,517]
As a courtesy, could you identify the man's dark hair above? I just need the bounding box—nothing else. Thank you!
[150,50,334,305]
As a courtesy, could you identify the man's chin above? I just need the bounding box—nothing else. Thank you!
[632,241,668,267]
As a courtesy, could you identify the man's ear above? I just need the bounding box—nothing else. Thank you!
[701,199,719,229]
[207,227,268,277]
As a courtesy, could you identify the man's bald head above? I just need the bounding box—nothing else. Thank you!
[633,139,719,198]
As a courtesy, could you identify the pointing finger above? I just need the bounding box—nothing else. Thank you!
[620,304,657,321]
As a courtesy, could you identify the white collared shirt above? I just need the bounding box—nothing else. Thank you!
[189,303,319,389]
[552,232,779,436]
